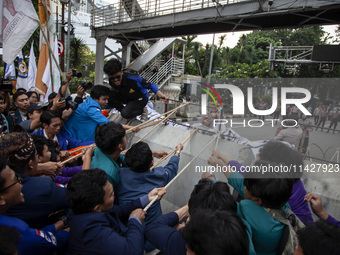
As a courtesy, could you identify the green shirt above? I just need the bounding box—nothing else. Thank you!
[90,147,126,189]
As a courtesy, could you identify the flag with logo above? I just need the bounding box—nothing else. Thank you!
[16,51,29,90]
[27,41,37,91]
[0,0,39,64]
[36,0,56,99]
[42,37,60,103]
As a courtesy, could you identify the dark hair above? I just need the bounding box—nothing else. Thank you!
[182,209,249,255]
[66,169,108,214]
[243,160,293,209]
[103,58,123,76]
[31,135,49,157]
[95,122,125,155]
[0,225,21,255]
[27,91,38,99]
[125,142,153,173]
[90,85,111,100]
[259,141,303,179]
[40,110,61,125]
[12,91,27,103]
[297,220,340,255]
[16,88,27,93]
[0,154,9,192]
[45,139,60,162]
[188,179,237,216]
[0,95,4,102]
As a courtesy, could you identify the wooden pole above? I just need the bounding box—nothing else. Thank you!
[144,135,218,212]
[151,129,197,170]
[42,0,54,92]
[133,108,178,144]
[127,102,190,132]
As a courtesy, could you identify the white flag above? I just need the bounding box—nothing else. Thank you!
[16,50,29,90]
[42,37,60,103]
[27,42,37,91]
[0,0,39,64]
[4,61,16,78]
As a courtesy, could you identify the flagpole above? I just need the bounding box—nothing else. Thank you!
[42,0,54,93]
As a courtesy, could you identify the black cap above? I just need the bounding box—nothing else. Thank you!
[27,103,48,114]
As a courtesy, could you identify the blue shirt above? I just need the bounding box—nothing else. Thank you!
[67,196,149,255]
[32,129,93,151]
[116,155,179,225]
[0,214,68,255]
[64,97,111,141]
[7,174,69,229]
[145,212,186,255]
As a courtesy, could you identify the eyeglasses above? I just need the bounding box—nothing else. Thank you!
[0,173,23,193]
[109,74,122,82]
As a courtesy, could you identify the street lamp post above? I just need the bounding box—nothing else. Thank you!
[59,0,70,72]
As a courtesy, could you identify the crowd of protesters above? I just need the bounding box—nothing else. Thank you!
[0,58,339,255]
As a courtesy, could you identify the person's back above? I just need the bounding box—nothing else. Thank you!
[117,142,182,225]
[274,123,303,149]
[64,97,110,141]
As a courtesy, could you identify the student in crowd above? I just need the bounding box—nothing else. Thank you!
[182,209,249,255]
[32,110,94,153]
[66,169,166,255]
[91,122,166,190]
[31,134,94,184]
[0,95,9,134]
[19,103,47,133]
[27,91,39,105]
[6,92,29,132]
[211,141,313,225]
[117,141,183,224]
[304,192,340,227]
[64,85,138,142]
[0,225,21,255]
[0,154,68,255]
[294,220,340,255]
[0,132,69,229]
[116,141,183,252]
[104,58,168,120]
[207,158,304,255]
[145,179,240,255]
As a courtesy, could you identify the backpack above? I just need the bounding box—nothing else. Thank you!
[263,207,305,255]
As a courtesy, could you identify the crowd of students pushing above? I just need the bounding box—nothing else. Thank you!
[0,58,339,255]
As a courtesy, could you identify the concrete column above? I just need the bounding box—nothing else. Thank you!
[120,41,129,67]
[94,36,107,85]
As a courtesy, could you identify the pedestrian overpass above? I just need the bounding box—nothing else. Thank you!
[91,0,340,84]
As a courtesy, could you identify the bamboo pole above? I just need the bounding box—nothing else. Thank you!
[127,102,190,132]
[61,120,164,163]
[151,129,197,170]
[37,23,63,78]
[144,135,218,212]
[133,107,178,144]
[42,0,54,92]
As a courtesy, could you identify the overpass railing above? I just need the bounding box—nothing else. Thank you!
[91,0,246,28]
